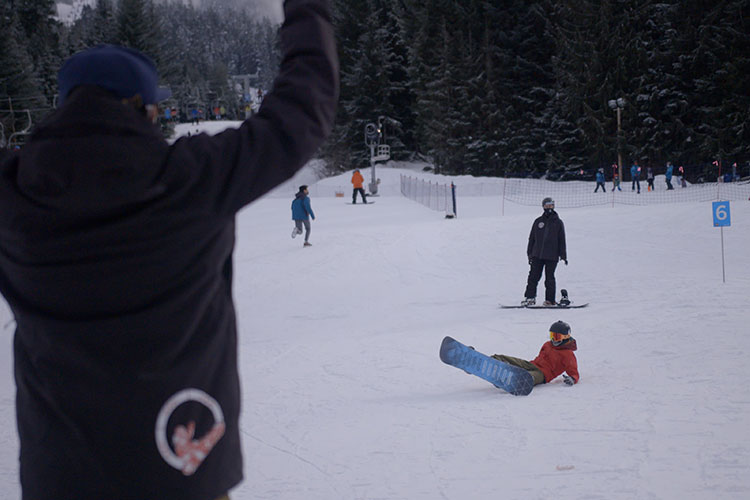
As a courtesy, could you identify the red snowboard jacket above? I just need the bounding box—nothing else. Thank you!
[531,340,579,384]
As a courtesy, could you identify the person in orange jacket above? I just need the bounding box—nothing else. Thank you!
[351,169,368,204]
[491,320,579,386]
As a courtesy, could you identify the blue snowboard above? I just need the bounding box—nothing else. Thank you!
[439,336,534,396]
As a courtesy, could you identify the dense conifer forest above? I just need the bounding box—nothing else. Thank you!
[2,0,748,179]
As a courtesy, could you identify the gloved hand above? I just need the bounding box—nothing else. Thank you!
[561,257,568,265]
[563,374,575,386]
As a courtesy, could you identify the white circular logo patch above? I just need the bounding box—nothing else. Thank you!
[155,388,226,476]
[538,222,545,229]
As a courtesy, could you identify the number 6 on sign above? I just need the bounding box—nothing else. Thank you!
[712,201,731,227]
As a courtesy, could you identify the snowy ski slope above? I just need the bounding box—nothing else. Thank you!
[1,123,748,499]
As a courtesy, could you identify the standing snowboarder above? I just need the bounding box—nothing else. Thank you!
[522,197,567,306]
[351,168,368,204]
[291,185,315,247]
[491,320,579,386]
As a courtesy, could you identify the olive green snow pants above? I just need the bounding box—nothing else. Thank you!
[491,354,545,385]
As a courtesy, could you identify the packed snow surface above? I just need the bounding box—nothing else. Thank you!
[1,122,748,499]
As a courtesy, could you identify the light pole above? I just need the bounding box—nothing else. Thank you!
[363,116,391,195]
[608,98,626,177]
[364,122,379,194]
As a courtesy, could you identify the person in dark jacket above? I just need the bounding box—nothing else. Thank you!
[491,320,579,386]
[646,166,655,191]
[522,197,567,306]
[291,185,315,246]
[0,1,338,498]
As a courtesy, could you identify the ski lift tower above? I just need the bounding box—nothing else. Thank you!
[364,116,390,195]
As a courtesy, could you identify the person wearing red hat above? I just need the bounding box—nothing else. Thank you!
[491,320,580,386]
[0,1,339,498]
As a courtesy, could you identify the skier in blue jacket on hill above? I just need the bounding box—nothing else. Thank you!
[631,160,641,193]
[594,167,606,192]
[292,185,315,246]
[665,162,674,190]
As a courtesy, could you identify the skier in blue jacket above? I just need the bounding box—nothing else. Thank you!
[665,162,674,190]
[630,160,641,193]
[292,185,316,246]
[594,168,606,192]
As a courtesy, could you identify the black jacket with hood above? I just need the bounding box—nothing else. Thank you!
[0,1,338,498]
[527,209,567,262]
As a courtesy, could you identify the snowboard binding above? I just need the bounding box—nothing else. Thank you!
[558,289,571,307]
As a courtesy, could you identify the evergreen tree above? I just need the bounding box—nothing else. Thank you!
[0,2,45,143]
[677,0,750,173]
[404,0,464,173]
[548,0,616,171]
[326,0,414,172]
[494,0,557,175]
[117,0,161,62]
[625,1,688,170]
[13,0,63,103]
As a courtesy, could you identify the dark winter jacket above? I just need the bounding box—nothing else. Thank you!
[531,339,579,383]
[630,164,641,179]
[666,164,673,180]
[527,210,567,261]
[291,191,315,220]
[0,1,338,499]
[596,171,605,183]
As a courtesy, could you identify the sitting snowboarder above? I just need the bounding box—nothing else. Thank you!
[491,320,579,386]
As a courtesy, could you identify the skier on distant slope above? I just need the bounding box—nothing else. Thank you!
[594,167,606,192]
[291,185,315,247]
[522,197,567,306]
[491,320,579,386]
[351,168,368,204]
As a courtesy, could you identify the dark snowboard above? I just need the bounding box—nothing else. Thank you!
[439,336,534,396]
[499,303,589,309]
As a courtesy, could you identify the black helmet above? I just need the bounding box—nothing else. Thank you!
[549,320,571,346]
[542,197,554,208]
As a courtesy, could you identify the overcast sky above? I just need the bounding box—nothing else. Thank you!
[253,0,283,21]
[58,1,285,22]
[193,0,283,21]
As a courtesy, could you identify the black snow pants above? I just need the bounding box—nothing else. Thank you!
[353,188,367,204]
[524,257,558,303]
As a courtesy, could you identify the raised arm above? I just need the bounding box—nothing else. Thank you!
[181,0,339,215]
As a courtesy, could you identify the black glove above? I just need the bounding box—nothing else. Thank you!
[561,257,568,265]
[563,374,575,386]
